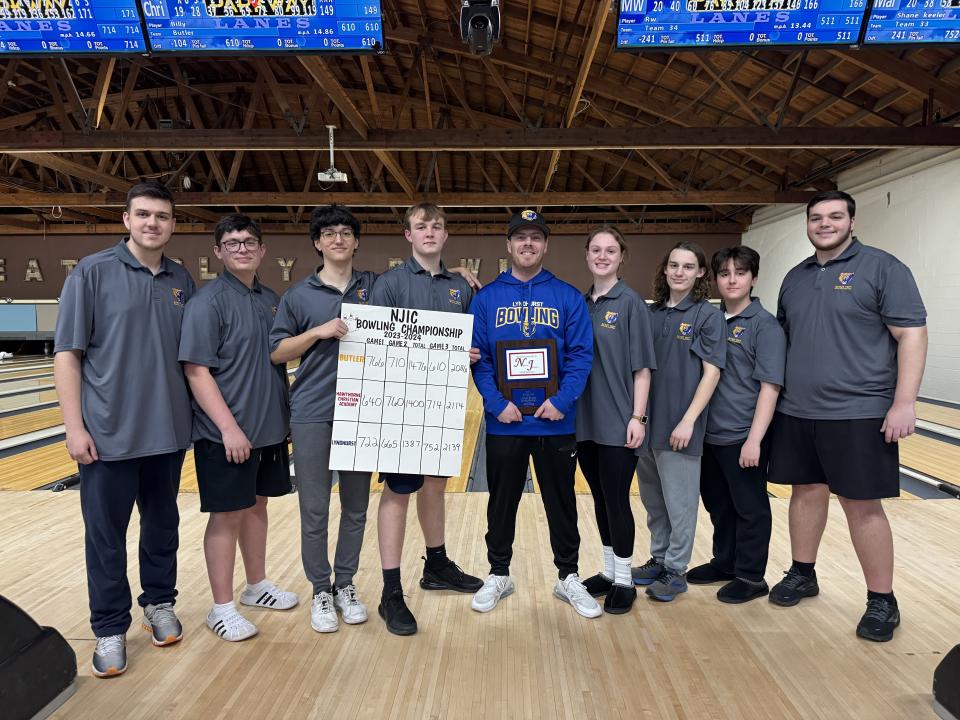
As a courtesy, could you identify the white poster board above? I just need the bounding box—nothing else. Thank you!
[329,304,474,476]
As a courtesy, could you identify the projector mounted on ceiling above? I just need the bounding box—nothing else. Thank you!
[317,125,349,184]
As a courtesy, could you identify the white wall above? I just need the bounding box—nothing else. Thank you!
[743,148,960,404]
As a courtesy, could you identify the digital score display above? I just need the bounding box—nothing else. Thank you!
[616,0,867,48]
[143,0,382,52]
[863,0,960,43]
[0,0,146,53]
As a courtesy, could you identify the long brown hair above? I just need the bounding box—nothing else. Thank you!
[652,241,711,306]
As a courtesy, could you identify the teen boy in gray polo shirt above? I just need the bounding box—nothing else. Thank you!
[687,246,785,604]
[767,190,927,643]
[180,214,298,642]
[632,241,725,602]
[270,205,376,635]
[54,182,194,678]
[370,203,483,636]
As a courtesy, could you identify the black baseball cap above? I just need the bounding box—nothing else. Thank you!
[507,209,550,238]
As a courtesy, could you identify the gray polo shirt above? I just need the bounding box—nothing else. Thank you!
[54,239,196,460]
[371,256,473,313]
[179,271,289,448]
[646,295,726,457]
[776,239,926,420]
[576,280,657,447]
[269,268,376,423]
[705,298,786,446]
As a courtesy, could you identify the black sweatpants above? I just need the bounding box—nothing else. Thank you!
[484,434,580,579]
[577,441,639,558]
[700,440,771,583]
[79,450,185,637]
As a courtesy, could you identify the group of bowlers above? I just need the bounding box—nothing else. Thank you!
[53,182,927,680]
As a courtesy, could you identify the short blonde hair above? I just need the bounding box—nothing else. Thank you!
[403,203,446,230]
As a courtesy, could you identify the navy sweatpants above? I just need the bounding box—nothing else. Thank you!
[79,451,185,637]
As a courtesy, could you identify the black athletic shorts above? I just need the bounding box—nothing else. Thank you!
[377,473,450,495]
[767,413,900,500]
[195,439,292,512]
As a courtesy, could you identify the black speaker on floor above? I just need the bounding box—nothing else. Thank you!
[934,645,960,720]
[0,595,77,720]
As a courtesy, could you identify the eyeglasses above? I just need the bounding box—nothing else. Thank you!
[319,229,355,241]
[221,239,262,252]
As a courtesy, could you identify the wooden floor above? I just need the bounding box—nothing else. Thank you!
[1,491,956,720]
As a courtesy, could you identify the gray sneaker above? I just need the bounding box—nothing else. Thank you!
[645,568,689,602]
[143,602,183,646]
[631,558,664,586]
[92,634,127,678]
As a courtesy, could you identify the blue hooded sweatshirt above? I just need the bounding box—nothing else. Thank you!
[471,269,593,436]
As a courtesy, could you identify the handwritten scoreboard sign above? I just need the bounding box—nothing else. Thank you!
[329,305,474,476]
[143,0,382,52]
[0,0,146,54]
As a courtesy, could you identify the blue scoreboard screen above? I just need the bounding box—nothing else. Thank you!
[863,0,960,43]
[143,0,382,52]
[0,0,146,54]
[616,0,867,48]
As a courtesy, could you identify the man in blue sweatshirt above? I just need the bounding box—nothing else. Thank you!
[470,210,599,618]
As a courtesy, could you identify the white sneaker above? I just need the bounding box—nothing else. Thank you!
[207,606,258,642]
[334,584,368,625]
[310,591,339,633]
[471,574,515,613]
[554,573,603,618]
[239,580,299,610]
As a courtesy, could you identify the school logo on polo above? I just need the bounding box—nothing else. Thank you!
[600,310,619,330]
[835,272,855,291]
[171,288,185,307]
[449,288,462,306]
[357,288,369,303]
[271,306,278,316]
[729,325,746,344]
[676,322,693,340]
[494,304,560,338]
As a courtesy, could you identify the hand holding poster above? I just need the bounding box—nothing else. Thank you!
[329,304,474,476]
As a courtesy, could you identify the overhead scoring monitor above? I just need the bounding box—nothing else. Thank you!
[863,0,960,44]
[616,0,868,48]
[144,0,382,52]
[0,0,147,54]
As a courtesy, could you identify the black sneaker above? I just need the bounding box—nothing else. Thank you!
[856,597,900,642]
[687,562,736,585]
[420,557,484,593]
[717,578,769,604]
[769,568,819,607]
[604,584,637,615]
[378,589,417,636]
[582,573,614,598]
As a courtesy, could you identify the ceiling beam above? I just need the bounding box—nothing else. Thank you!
[89,58,116,130]
[542,0,611,192]
[829,49,960,110]
[6,125,960,153]
[0,189,815,208]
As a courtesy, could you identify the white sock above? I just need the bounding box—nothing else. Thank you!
[614,554,632,586]
[602,546,615,581]
[245,579,270,593]
[211,601,236,618]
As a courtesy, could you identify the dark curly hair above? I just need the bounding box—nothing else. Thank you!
[652,241,711,306]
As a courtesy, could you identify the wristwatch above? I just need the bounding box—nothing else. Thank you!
[631,414,648,425]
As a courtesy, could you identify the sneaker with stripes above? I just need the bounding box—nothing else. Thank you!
[239,580,299,610]
[206,606,258,642]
